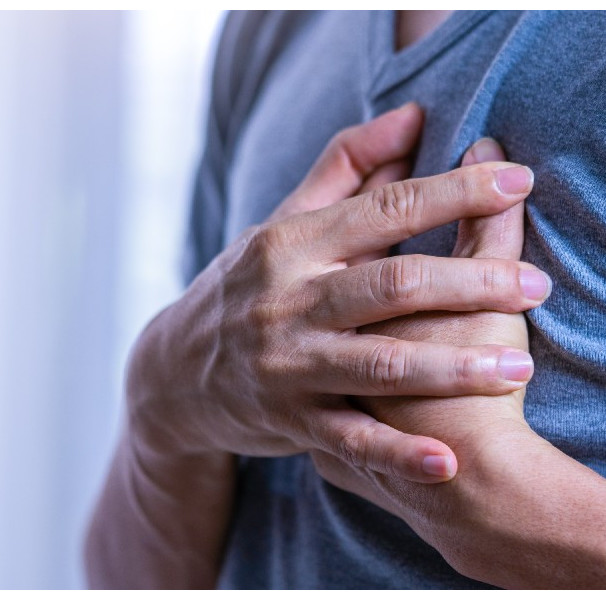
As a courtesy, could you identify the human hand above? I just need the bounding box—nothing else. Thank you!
[311,135,533,494]
[310,139,606,588]
[127,109,545,485]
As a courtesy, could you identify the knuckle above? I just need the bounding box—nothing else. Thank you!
[337,428,368,467]
[328,128,364,172]
[374,256,429,308]
[480,260,500,296]
[247,300,276,331]
[453,350,479,389]
[331,128,350,149]
[243,224,281,265]
[325,131,347,162]
[479,260,517,309]
[226,226,280,291]
[246,223,270,249]
[464,163,502,207]
[367,182,406,229]
[251,332,295,387]
[403,255,434,306]
[307,275,337,322]
[298,278,324,320]
[364,180,422,238]
[245,288,294,334]
[246,301,302,384]
[450,166,475,202]
[373,259,402,306]
[364,341,413,393]
[510,262,527,307]
[393,179,425,238]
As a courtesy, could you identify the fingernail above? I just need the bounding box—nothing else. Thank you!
[498,351,534,382]
[398,102,419,120]
[519,269,552,301]
[399,101,418,112]
[494,166,534,195]
[470,138,503,162]
[422,455,456,478]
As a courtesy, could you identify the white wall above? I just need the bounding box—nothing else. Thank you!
[0,10,222,589]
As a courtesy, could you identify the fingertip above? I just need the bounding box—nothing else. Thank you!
[399,101,423,115]
[462,137,506,166]
[395,102,424,131]
[421,454,458,481]
[395,436,458,483]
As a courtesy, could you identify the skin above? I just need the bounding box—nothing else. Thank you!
[396,10,453,50]
[312,139,606,589]
[85,105,548,589]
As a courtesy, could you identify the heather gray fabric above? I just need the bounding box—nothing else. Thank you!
[185,11,606,589]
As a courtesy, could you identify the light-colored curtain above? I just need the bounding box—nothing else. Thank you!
[0,10,222,589]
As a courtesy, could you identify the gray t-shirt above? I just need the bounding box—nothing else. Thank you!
[185,10,606,589]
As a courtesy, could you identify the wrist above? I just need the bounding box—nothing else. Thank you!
[445,425,606,588]
[125,301,222,459]
[389,410,606,589]
[100,427,236,589]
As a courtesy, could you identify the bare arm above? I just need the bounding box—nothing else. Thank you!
[85,432,235,589]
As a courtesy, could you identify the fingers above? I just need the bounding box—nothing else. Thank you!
[269,103,423,221]
[296,103,422,203]
[306,405,457,482]
[461,136,506,167]
[291,160,534,262]
[306,334,534,397]
[348,158,412,266]
[358,158,412,195]
[455,138,525,261]
[312,253,552,329]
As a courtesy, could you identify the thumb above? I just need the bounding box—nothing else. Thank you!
[269,103,423,222]
[454,138,528,261]
[308,405,457,484]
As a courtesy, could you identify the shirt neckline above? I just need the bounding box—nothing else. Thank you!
[367,10,494,101]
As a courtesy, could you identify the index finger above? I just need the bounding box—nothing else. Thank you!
[289,161,534,263]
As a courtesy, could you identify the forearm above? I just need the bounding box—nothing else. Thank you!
[85,428,236,589]
[355,315,606,588]
[448,426,606,589]
[365,397,606,586]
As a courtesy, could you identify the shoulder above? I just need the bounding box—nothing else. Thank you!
[211,11,314,147]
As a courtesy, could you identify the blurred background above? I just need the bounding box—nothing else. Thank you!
[0,9,223,589]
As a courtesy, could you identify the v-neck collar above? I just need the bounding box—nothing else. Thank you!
[367,10,494,101]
